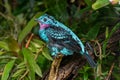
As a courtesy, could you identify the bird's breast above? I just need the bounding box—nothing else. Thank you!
[39,30,49,42]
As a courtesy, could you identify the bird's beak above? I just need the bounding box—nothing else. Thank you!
[35,19,41,24]
[35,19,38,22]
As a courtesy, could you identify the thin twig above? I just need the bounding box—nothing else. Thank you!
[25,33,34,48]
[0,12,14,21]
[105,63,115,80]
[92,40,102,78]
[19,69,29,80]
[92,40,102,59]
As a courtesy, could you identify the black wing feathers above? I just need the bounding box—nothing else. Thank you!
[46,26,81,52]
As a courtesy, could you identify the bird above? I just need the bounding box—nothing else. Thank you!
[35,14,96,68]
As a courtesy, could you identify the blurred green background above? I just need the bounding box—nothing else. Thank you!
[0,0,120,80]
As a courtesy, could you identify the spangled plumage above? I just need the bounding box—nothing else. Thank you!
[36,14,96,68]
[46,26,81,54]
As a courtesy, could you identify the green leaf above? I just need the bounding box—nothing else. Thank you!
[12,68,26,77]
[108,23,120,39]
[22,48,42,77]
[28,39,45,52]
[5,37,20,53]
[17,62,26,69]
[18,11,46,43]
[0,41,9,51]
[105,27,109,38]
[102,23,120,55]
[35,64,43,77]
[84,0,92,6]
[28,67,35,80]
[0,51,4,55]
[0,55,17,59]
[84,66,91,72]
[29,39,45,51]
[92,0,110,10]
[1,60,15,80]
[33,39,45,47]
[24,77,29,80]
[28,41,38,52]
[0,39,19,53]
[84,73,88,80]
[42,47,53,61]
[86,23,100,40]
[4,0,12,16]
[37,55,50,71]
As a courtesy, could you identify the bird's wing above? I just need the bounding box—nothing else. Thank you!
[46,26,81,52]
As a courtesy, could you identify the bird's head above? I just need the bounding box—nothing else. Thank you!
[35,14,57,30]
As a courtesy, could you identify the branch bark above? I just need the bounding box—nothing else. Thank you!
[48,55,63,80]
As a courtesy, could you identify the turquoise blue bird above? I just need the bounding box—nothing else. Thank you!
[35,14,96,68]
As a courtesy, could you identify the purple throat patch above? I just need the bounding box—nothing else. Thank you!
[39,23,50,30]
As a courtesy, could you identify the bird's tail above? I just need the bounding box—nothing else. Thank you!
[83,52,96,68]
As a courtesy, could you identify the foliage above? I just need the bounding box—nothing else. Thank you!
[0,0,120,80]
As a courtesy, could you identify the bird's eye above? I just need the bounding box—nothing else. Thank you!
[43,18,47,22]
